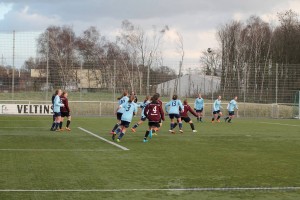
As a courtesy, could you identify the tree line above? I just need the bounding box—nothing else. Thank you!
[212,10,300,103]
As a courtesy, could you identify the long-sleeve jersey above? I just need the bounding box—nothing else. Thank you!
[194,98,204,110]
[139,100,150,118]
[144,101,165,122]
[60,96,70,112]
[165,100,184,114]
[227,100,238,112]
[120,102,138,122]
[117,96,129,114]
[213,99,222,111]
[181,104,198,118]
[53,95,64,113]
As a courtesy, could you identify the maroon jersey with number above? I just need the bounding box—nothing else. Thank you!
[181,104,198,118]
[60,96,70,113]
[144,101,165,122]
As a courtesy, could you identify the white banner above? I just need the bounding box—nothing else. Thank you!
[0,104,53,115]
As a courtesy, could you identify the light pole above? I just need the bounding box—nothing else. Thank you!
[207,48,213,103]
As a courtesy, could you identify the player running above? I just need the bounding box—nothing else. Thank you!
[112,95,138,142]
[212,95,223,123]
[60,91,71,131]
[52,89,64,131]
[110,92,129,134]
[131,96,151,132]
[225,96,238,123]
[143,95,165,143]
[194,93,204,122]
[173,99,198,133]
[165,95,184,133]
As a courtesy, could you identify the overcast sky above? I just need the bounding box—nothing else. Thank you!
[1,0,300,68]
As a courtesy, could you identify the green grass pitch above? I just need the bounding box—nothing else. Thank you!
[0,116,300,200]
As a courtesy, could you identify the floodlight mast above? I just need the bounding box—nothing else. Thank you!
[208,48,213,104]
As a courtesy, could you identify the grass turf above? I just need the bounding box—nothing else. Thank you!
[0,116,299,199]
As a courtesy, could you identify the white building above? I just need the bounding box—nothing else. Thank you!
[156,74,221,97]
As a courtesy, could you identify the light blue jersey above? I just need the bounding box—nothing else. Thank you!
[227,100,238,112]
[139,100,150,118]
[120,102,138,122]
[165,100,184,114]
[53,95,64,113]
[213,99,222,111]
[194,98,204,110]
[117,96,129,114]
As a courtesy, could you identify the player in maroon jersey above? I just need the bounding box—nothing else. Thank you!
[60,91,71,131]
[142,95,165,142]
[173,99,198,133]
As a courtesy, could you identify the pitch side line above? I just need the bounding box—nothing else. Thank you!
[0,149,119,152]
[0,187,300,192]
[259,122,300,127]
[78,127,129,151]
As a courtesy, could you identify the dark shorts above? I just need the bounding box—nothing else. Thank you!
[229,111,235,116]
[196,109,203,113]
[117,112,123,120]
[182,117,191,123]
[213,110,221,115]
[141,117,147,121]
[61,112,70,118]
[120,120,130,128]
[169,114,181,119]
[54,112,61,117]
[148,122,160,128]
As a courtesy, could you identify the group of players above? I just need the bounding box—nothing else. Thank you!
[110,92,239,143]
[50,89,72,132]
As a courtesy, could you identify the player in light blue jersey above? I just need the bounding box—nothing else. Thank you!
[165,95,184,133]
[52,89,64,131]
[212,95,223,123]
[110,91,129,134]
[225,96,238,123]
[112,95,138,142]
[131,96,151,132]
[194,93,204,122]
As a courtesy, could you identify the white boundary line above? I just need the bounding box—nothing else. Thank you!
[259,122,300,127]
[0,187,300,192]
[0,149,118,152]
[78,127,129,151]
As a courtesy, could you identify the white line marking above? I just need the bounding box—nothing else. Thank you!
[0,149,118,152]
[78,127,129,151]
[259,122,300,127]
[0,187,300,192]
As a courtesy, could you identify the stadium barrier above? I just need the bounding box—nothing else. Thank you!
[0,100,295,119]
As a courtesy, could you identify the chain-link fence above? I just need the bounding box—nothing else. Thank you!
[0,31,299,118]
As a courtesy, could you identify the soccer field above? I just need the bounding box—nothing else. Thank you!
[0,116,300,200]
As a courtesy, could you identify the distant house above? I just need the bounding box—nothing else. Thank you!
[156,73,221,97]
[31,69,102,89]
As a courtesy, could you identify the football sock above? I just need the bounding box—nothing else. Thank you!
[179,122,183,129]
[173,123,178,129]
[118,132,125,140]
[59,122,63,129]
[228,119,232,122]
[197,117,199,121]
[112,123,119,132]
[132,124,139,129]
[51,122,55,129]
[217,116,221,120]
[144,131,149,139]
[190,123,195,130]
[212,118,215,121]
[115,128,121,134]
[66,120,71,128]
[170,123,174,130]
[225,117,229,120]
[55,122,59,129]
[200,117,202,121]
